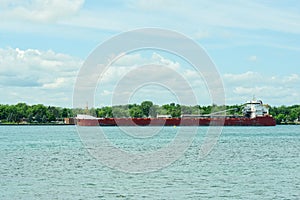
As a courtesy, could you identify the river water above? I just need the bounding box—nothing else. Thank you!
[0,125,299,199]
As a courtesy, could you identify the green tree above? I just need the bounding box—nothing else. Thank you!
[149,105,159,117]
[89,108,97,117]
[129,106,143,118]
[275,113,286,124]
[141,101,153,117]
[6,105,18,122]
[61,108,69,118]
[288,107,300,122]
[0,104,8,120]
[181,105,193,115]
[15,103,28,119]
[170,104,181,117]
[97,106,113,118]
[28,113,34,123]
[112,107,129,117]
[47,113,56,122]
[42,115,48,123]
[35,113,42,123]
[162,103,181,117]
[32,104,47,117]
[47,106,59,122]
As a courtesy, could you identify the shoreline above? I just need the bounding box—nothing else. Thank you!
[0,123,75,126]
[0,123,299,126]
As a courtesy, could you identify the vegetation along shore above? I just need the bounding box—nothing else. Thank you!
[0,102,299,125]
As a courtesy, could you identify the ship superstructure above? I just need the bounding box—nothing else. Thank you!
[242,99,270,118]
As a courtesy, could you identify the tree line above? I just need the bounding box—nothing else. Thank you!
[0,101,299,124]
[93,101,242,118]
[0,103,73,123]
[270,105,300,124]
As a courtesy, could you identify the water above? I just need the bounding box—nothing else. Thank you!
[0,125,299,199]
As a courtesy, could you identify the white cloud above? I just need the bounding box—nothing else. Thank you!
[99,52,182,84]
[0,48,80,78]
[113,53,147,67]
[118,1,300,34]
[1,47,299,107]
[0,0,84,23]
[43,77,66,89]
[223,71,261,83]
[1,0,299,55]
[151,53,180,70]
[28,0,295,56]
[248,55,257,62]
[101,90,113,96]
[193,30,211,39]
[26,0,293,41]
[95,52,211,106]
[283,74,300,83]
[233,86,266,95]
[0,47,82,106]
[223,71,300,105]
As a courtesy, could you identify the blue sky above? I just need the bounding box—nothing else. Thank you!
[0,0,300,107]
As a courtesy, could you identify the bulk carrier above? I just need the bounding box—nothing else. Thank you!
[75,99,276,126]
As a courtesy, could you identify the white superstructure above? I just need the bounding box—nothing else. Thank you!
[242,99,269,118]
[76,114,98,119]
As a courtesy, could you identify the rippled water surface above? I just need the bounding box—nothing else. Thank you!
[0,125,299,199]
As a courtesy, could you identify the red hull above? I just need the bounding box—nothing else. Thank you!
[76,116,276,126]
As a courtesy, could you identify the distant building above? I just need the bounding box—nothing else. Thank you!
[64,117,75,125]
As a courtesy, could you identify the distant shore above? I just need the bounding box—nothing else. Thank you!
[1,102,300,125]
[0,122,299,126]
[0,123,74,126]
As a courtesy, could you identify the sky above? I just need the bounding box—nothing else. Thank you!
[0,0,300,107]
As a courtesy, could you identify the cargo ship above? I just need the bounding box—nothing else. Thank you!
[75,99,276,126]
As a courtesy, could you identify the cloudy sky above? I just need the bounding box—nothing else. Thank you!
[0,0,299,107]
